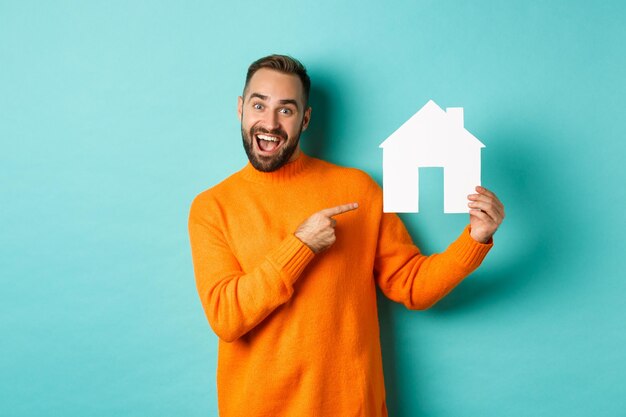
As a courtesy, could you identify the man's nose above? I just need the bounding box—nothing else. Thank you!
[263,111,280,130]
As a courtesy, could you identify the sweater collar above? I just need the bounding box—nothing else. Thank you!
[239,151,312,183]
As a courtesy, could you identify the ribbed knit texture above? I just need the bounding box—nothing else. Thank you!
[188,152,493,417]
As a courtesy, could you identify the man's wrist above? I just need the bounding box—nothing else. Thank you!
[469,228,493,244]
[293,232,317,254]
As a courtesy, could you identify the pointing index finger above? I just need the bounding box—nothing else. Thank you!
[319,202,359,218]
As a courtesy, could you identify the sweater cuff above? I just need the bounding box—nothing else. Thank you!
[266,234,315,287]
[447,225,493,270]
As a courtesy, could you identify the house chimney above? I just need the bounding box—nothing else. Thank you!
[446,107,464,128]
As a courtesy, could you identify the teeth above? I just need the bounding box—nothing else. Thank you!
[257,134,279,142]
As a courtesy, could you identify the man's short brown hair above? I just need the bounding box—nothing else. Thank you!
[244,54,311,106]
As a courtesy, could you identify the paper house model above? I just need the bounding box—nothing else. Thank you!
[379,100,484,213]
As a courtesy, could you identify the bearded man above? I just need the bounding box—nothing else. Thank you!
[188,54,505,416]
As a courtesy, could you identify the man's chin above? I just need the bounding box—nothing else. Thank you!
[249,153,284,172]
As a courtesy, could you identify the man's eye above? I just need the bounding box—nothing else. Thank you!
[279,108,292,115]
[253,103,263,110]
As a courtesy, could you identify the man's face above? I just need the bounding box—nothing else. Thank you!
[238,68,311,172]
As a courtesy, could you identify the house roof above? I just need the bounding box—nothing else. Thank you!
[379,100,485,149]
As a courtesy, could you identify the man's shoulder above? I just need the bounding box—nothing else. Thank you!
[311,157,380,190]
[189,170,244,214]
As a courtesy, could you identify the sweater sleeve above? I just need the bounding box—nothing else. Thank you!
[188,195,315,342]
[374,212,492,310]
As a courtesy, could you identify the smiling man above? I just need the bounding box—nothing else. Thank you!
[238,66,311,172]
[188,54,505,416]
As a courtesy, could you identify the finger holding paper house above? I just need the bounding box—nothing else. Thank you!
[468,185,505,243]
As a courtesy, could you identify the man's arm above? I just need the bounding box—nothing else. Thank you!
[375,186,504,309]
[188,197,358,342]
[188,196,315,342]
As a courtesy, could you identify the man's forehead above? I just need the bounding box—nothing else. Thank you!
[245,69,304,101]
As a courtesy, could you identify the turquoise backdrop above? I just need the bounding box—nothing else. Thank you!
[2,1,625,416]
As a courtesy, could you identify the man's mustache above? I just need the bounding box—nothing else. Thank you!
[250,126,288,141]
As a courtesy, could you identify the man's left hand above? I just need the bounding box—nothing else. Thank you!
[467,186,505,243]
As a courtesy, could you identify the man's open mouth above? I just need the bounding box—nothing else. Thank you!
[256,134,284,153]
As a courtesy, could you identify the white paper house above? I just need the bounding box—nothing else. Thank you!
[379,100,485,213]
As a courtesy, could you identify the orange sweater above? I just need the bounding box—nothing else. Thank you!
[188,153,492,417]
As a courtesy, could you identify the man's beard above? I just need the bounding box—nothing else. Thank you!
[241,124,302,172]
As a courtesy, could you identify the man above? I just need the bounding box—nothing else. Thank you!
[188,54,504,416]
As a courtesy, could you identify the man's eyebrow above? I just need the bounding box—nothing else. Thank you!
[278,99,299,109]
[249,93,268,101]
[248,93,301,110]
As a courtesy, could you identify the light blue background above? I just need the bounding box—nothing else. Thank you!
[2,1,625,416]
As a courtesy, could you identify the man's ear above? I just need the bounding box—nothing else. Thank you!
[237,96,243,121]
[302,106,312,131]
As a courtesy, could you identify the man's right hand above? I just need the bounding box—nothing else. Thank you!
[294,203,359,254]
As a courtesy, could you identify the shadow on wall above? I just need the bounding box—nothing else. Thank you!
[377,123,574,416]
[300,71,344,159]
[431,124,570,313]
